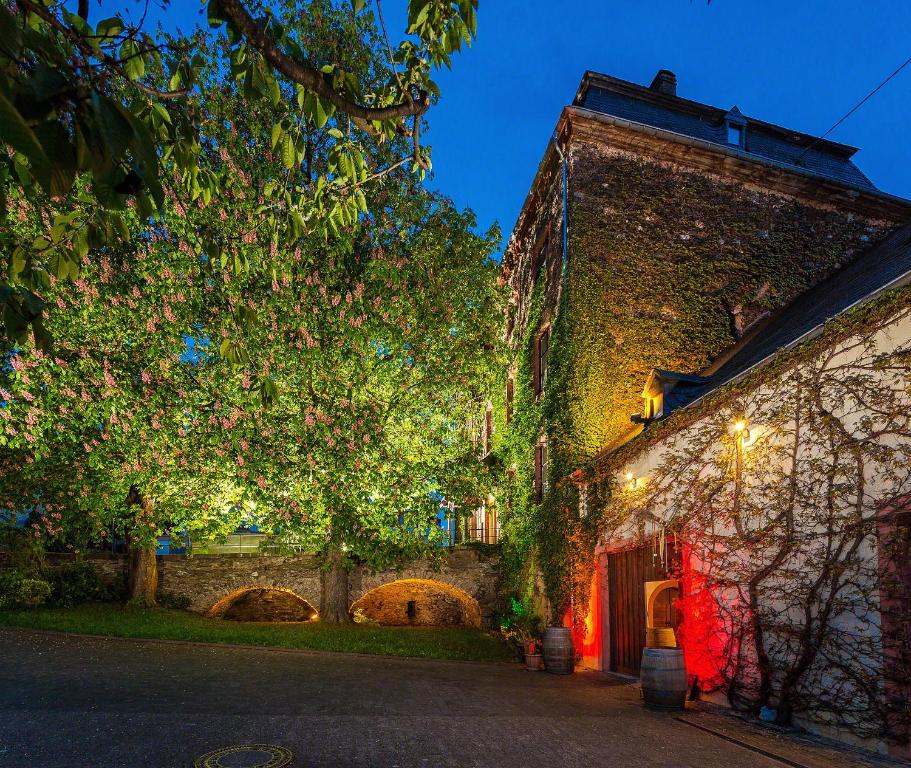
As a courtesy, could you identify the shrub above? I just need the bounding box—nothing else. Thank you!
[0,570,52,609]
[46,560,116,607]
[0,523,45,574]
[499,596,543,659]
[352,607,379,625]
[157,591,192,610]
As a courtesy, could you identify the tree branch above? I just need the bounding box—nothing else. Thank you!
[218,0,429,123]
[17,0,189,100]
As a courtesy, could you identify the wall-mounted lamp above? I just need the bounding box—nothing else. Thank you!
[729,418,751,442]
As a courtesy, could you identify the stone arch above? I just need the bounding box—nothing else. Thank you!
[350,578,481,628]
[645,579,680,626]
[206,585,318,622]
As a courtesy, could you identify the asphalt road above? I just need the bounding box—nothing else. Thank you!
[0,629,805,768]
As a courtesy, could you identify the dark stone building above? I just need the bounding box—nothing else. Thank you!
[501,68,911,482]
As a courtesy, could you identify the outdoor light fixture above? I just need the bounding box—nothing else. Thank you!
[729,418,751,441]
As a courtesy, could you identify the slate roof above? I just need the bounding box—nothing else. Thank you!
[575,71,877,191]
[662,222,911,411]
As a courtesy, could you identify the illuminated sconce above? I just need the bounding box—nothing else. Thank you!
[728,418,759,448]
[729,418,750,441]
[623,471,639,490]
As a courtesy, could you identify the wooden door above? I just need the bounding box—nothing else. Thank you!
[607,543,677,676]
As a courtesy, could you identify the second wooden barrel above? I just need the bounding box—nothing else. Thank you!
[542,626,574,674]
[640,648,687,710]
[646,626,677,649]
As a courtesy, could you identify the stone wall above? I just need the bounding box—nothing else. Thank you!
[20,548,503,627]
[351,547,503,626]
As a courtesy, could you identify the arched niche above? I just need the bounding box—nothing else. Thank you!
[350,579,481,628]
[206,586,318,622]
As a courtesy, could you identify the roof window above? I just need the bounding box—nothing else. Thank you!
[725,106,747,148]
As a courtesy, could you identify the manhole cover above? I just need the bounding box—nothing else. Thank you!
[194,744,293,768]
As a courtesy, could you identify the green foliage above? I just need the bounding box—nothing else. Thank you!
[0,569,51,609]
[0,34,503,580]
[0,521,46,575]
[45,560,121,607]
[0,603,513,661]
[157,591,192,610]
[564,151,881,454]
[1,0,479,347]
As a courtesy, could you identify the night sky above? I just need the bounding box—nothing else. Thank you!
[110,1,911,251]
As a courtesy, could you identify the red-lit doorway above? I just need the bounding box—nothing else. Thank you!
[606,541,678,676]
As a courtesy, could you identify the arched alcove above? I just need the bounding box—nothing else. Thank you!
[206,586,318,622]
[644,579,680,648]
[350,579,481,628]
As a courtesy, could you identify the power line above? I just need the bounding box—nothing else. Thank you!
[799,54,911,159]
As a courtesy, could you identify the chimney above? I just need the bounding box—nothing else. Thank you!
[649,69,677,97]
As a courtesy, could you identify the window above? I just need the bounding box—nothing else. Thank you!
[505,374,514,424]
[579,483,589,519]
[533,234,549,277]
[533,326,550,398]
[645,394,663,420]
[727,123,744,147]
[483,404,493,455]
[534,438,548,503]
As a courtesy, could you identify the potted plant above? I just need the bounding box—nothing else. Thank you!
[501,603,544,670]
[523,636,543,671]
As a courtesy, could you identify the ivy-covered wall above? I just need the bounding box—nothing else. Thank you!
[560,142,886,460]
[496,132,896,624]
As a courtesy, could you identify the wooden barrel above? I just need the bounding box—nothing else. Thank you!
[640,648,687,710]
[646,626,677,649]
[542,627,574,674]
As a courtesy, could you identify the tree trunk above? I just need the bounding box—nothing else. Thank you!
[126,485,158,606]
[128,545,158,606]
[320,548,352,624]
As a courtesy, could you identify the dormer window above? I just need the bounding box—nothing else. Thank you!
[724,106,747,149]
[644,393,663,420]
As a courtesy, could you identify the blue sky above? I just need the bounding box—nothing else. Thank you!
[118,1,911,248]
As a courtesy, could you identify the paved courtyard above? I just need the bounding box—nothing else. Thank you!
[0,629,877,768]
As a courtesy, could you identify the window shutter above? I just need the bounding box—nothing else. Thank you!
[484,406,493,455]
[540,328,550,388]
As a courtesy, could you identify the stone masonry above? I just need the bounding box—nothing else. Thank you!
[31,547,503,627]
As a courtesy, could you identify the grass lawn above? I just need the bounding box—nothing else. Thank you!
[0,603,513,662]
